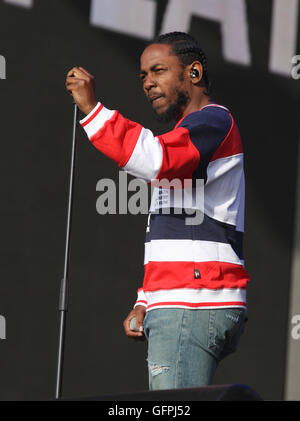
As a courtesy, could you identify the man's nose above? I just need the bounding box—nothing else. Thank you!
[144,75,156,91]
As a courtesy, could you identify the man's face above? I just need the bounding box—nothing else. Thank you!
[139,43,190,122]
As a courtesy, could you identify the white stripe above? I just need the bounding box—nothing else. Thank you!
[79,102,102,125]
[80,103,116,138]
[134,289,148,308]
[201,104,229,112]
[123,127,163,181]
[137,289,147,302]
[205,154,245,229]
[144,239,243,266]
[145,288,247,310]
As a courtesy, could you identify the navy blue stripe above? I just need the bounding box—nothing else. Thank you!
[146,212,244,260]
[178,106,232,183]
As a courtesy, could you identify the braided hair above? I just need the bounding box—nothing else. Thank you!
[153,31,211,96]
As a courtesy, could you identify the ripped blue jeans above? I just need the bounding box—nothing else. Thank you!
[142,308,246,390]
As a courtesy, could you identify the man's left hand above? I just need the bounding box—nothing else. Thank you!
[65,66,98,115]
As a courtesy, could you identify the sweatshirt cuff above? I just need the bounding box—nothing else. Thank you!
[134,288,147,308]
[79,101,115,139]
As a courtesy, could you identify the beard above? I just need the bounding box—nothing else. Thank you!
[155,90,190,124]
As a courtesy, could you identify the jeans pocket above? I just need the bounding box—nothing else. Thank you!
[223,308,246,354]
[207,308,246,360]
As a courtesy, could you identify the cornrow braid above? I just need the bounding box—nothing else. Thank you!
[153,31,212,96]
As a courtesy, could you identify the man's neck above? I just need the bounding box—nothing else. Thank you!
[182,95,212,117]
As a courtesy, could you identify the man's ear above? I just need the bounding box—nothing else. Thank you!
[189,61,203,84]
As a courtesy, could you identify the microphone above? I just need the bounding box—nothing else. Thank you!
[129,317,140,332]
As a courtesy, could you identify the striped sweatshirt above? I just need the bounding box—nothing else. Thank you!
[80,101,250,312]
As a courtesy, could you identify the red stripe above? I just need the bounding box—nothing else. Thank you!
[155,127,200,181]
[143,261,250,292]
[89,111,143,168]
[81,104,103,127]
[210,119,243,162]
[147,301,246,309]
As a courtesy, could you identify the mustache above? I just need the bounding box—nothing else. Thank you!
[148,93,165,103]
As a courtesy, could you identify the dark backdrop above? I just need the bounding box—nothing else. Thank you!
[0,0,299,400]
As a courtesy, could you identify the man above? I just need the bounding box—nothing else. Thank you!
[66,31,250,391]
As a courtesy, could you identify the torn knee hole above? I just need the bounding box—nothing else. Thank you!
[148,363,170,377]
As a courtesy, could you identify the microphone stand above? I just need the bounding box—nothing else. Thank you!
[55,102,78,400]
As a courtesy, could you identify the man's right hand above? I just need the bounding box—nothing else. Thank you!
[65,66,98,115]
[123,305,146,340]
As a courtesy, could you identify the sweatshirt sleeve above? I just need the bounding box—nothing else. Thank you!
[80,102,200,182]
[133,288,147,308]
